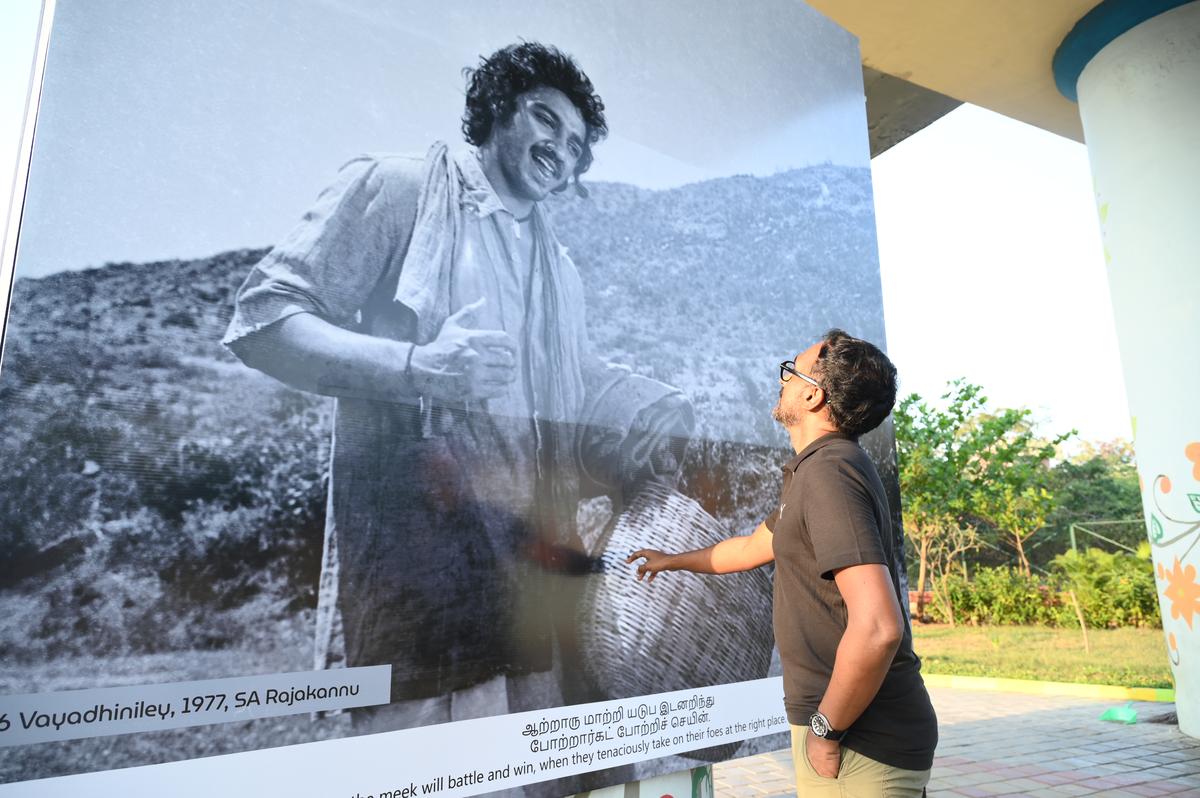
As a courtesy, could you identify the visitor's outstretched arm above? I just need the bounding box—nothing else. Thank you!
[626,521,774,580]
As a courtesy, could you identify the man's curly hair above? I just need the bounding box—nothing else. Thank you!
[462,42,607,184]
[812,329,898,439]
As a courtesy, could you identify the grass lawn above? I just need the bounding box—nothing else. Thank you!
[911,624,1174,689]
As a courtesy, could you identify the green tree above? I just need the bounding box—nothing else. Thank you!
[925,522,980,627]
[897,381,1071,615]
[895,381,990,618]
[1041,440,1143,562]
[969,410,1071,576]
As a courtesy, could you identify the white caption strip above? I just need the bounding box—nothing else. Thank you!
[0,677,787,797]
[0,666,391,746]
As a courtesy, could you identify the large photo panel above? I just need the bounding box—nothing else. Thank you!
[0,1,891,794]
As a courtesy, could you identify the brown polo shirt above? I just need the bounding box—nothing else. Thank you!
[765,432,937,771]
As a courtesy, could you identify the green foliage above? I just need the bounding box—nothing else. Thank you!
[937,567,1067,626]
[1036,440,1143,565]
[968,410,1072,574]
[896,381,991,615]
[896,381,988,527]
[1052,546,1160,629]
[928,548,1160,629]
[1051,441,1141,523]
[895,380,1071,617]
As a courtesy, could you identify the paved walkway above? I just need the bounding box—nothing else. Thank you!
[713,687,1200,797]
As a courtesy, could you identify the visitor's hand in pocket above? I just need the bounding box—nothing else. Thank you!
[805,732,841,779]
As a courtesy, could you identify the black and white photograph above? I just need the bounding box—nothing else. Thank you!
[0,0,893,793]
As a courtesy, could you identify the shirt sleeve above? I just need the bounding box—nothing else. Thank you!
[801,452,888,579]
[764,503,780,532]
[222,155,402,349]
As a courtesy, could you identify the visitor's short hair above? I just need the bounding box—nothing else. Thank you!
[812,329,898,438]
[462,42,607,184]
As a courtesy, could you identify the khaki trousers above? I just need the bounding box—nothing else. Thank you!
[791,726,930,798]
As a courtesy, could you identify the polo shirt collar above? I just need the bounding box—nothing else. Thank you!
[783,431,857,472]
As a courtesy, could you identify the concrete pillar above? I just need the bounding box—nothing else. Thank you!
[1055,0,1200,736]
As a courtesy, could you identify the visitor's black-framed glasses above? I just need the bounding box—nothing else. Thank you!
[779,360,820,388]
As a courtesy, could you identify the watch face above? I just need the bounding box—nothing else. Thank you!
[810,712,830,738]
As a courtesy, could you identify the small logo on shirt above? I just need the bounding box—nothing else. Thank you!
[778,503,786,520]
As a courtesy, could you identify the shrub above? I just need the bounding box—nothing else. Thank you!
[928,547,1161,629]
[1051,546,1160,629]
[935,566,1067,626]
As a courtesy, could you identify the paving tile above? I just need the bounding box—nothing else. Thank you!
[933,772,995,789]
[1049,748,1089,759]
[1143,753,1184,766]
[936,756,974,767]
[1109,770,1162,786]
[1092,775,1141,788]
[1160,749,1200,764]
[941,771,1002,787]
[954,788,1000,798]
[986,777,1047,794]
[713,687,1198,798]
[1045,784,1094,797]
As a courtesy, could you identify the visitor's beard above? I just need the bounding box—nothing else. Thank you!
[772,388,801,427]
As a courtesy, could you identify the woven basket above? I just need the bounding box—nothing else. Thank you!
[578,481,774,759]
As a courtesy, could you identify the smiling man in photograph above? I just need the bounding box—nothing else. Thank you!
[630,330,937,797]
[223,39,690,765]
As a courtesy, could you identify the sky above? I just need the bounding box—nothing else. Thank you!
[0,0,1129,446]
[872,104,1130,446]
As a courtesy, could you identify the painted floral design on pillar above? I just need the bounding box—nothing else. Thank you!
[1149,446,1200,551]
[1151,442,1200,672]
[1187,442,1200,481]
[1161,559,1200,629]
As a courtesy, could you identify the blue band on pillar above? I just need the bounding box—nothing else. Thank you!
[1053,0,1195,101]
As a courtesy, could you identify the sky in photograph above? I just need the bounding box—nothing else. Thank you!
[5,0,866,278]
[0,0,1128,446]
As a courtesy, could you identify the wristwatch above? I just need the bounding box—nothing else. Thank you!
[809,711,846,742]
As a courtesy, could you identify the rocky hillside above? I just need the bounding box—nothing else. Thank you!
[0,164,888,657]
